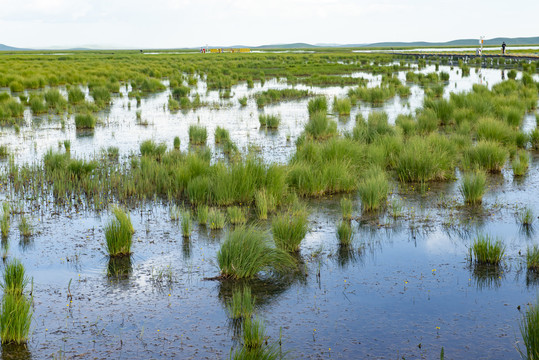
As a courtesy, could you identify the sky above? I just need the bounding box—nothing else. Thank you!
[0,0,538,49]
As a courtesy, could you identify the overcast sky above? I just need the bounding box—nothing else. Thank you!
[1,0,538,49]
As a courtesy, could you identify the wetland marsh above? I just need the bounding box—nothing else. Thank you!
[0,50,538,359]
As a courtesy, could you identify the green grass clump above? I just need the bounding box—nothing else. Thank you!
[197,205,209,226]
[173,136,180,150]
[104,206,133,257]
[227,206,246,225]
[217,226,295,279]
[74,113,96,129]
[189,125,207,145]
[518,299,539,360]
[305,111,337,140]
[208,208,226,230]
[168,97,180,111]
[476,117,514,145]
[531,129,539,150]
[353,112,394,144]
[307,96,328,116]
[68,87,85,104]
[0,293,32,345]
[215,126,230,144]
[29,96,47,114]
[238,96,248,106]
[358,168,389,211]
[140,140,167,160]
[527,245,539,271]
[1,260,28,296]
[0,146,7,158]
[332,96,351,115]
[18,216,32,237]
[513,151,529,177]
[272,208,309,252]
[460,171,487,205]
[255,89,310,107]
[254,189,269,220]
[349,84,396,104]
[227,287,255,320]
[469,234,505,265]
[180,209,192,238]
[337,220,353,247]
[258,114,281,129]
[518,207,534,227]
[340,197,353,220]
[463,141,508,173]
[90,86,111,107]
[1,204,10,239]
[396,135,455,182]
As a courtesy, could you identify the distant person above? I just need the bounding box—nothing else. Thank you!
[502,42,506,55]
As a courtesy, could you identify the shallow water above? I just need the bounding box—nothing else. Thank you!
[0,60,539,359]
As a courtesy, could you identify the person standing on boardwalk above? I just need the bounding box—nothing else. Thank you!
[502,42,506,55]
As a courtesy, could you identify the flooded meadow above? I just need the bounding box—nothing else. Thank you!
[0,51,538,359]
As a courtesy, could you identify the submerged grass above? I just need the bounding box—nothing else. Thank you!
[217,226,296,279]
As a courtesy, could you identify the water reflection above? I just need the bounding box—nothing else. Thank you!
[526,270,539,287]
[1,343,32,360]
[107,256,132,279]
[182,237,191,259]
[336,245,363,268]
[471,264,504,290]
[217,270,306,310]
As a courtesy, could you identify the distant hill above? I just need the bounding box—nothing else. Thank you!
[0,43,28,51]
[2,36,538,52]
[359,36,539,48]
[254,43,315,49]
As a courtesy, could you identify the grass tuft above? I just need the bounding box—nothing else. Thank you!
[272,207,309,252]
[227,206,246,226]
[217,226,296,279]
[358,167,389,211]
[180,209,192,238]
[337,220,353,247]
[1,259,28,296]
[208,208,226,230]
[518,298,539,360]
[0,293,32,345]
[104,206,134,257]
[469,234,505,265]
[189,125,207,145]
[460,171,487,205]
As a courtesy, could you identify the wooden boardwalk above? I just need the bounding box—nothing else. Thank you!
[392,52,539,61]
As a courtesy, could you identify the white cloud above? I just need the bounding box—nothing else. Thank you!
[0,0,537,48]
